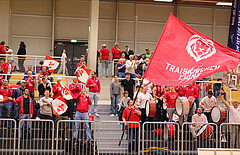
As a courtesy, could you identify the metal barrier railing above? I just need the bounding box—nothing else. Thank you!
[56,120,96,155]
[181,122,218,155]
[0,119,16,155]
[142,122,180,155]
[220,123,240,149]
[18,119,54,155]
[98,121,140,155]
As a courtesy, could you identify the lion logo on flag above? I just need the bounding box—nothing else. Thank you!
[186,34,216,62]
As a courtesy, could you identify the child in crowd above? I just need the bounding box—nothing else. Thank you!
[118,91,130,121]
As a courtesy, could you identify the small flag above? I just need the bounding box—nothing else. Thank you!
[77,68,91,84]
[0,95,9,103]
[57,81,75,100]
[51,96,68,116]
[43,55,60,73]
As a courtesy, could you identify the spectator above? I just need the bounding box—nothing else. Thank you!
[117,58,126,80]
[1,59,13,81]
[122,45,134,60]
[125,55,137,79]
[0,41,6,64]
[17,41,26,72]
[38,77,51,99]
[57,49,69,76]
[86,71,101,117]
[175,86,186,97]
[100,44,111,78]
[121,53,126,63]
[121,73,135,100]
[134,55,140,65]
[0,79,13,119]
[76,55,87,70]
[13,88,33,139]
[39,89,53,139]
[139,54,145,63]
[5,46,13,61]
[144,48,152,59]
[205,82,213,92]
[186,82,198,117]
[110,75,121,116]
[52,78,62,99]
[142,58,150,74]
[213,78,226,100]
[73,89,92,141]
[24,65,36,79]
[96,50,100,77]
[143,79,153,94]
[122,99,141,154]
[118,91,130,121]
[135,62,144,78]
[38,67,49,83]
[111,42,121,60]
[25,71,36,102]
[193,82,201,113]
[69,78,82,119]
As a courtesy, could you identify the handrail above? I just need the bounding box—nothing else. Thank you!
[0,53,62,59]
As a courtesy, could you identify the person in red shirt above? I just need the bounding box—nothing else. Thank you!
[175,86,186,97]
[38,67,49,83]
[0,79,13,119]
[25,71,36,102]
[76,56,87,70]
[0,41,6,64]
[193,82,201,113]
[185,82,198,116]
[111,42,121,59]
[100,44,111,77]
[163,86,179,122]
[122,99,141,153]
[73,89,92,141]
[86,71,101,117]
[69,78,82,119]
[1,59,13,81]
[52,78,63,99]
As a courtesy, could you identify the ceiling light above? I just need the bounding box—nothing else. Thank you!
[154,0,173,2]
[216,2,232,6]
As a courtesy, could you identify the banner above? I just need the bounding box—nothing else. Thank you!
[51,96,68,116]
[57,81,75,100]
[42,55,60,73]
[77,68,91,84]
[143,13,240,86]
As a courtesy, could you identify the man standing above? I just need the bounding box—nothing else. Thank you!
[73,89,92,141]
[0,80,13,119]
[163,86,179,122]
[144,48,152,59]
[122,45,134,60]
[122,100,141,154]
[213,78,227,100]
[200,90,217,122]
[86,72,101,117]
[111,42,121,60]
[219,94,240,148]
[13,88,33,138]
[175,86,186,97]
[191,108,208,141]
[100,44,111,78]
[69,78,82,119]
[186,82,198,116]
[125,55,137,79]
[24,65,36,79]
[25,71,36,102]
[110,75,121,116]
[121,73,135,100]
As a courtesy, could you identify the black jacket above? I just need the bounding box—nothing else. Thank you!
[17,44,26,58]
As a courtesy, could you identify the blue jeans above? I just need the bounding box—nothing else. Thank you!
[19,114,31,138]
[110,94,119,115]
[118,72,125,82]
[0,101,13,118]
[88,92,99,114]
[214,91,227,101]
[128,127,139,153]
[29,92,34,103]
[102,60,109,77]
[73,112,91,141]
[194,97,200,114]
[130,74,136,79]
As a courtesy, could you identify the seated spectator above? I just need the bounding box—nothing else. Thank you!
[24,65,36,79]
[135,62,143,78]
[143,58,150,74]
[134,55,140,65]
[1,59,13,81]
[122,45,134,60]
[139,54,145,63]
[38,77,51,99]
[38,67,49,83]
[144,48,152,59]
[111,42,121,60]
[125,55,137,79]
[117,58,126,80]
[25,71,36,102]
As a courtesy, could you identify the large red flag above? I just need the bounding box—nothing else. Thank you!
[57,81,75,100]
[144,13,240,86]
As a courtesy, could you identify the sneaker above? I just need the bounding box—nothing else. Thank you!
[110,114,114,117]
[95,113,100,117]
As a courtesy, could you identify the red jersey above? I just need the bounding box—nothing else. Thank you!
[111,47,121,59]
[77,61,87,68]
[163,91,179,108]
[0,86,13,97]
[100,48,110,60]
[122,107,140,129]
[185,86,198,98]
[194,84,200,98]
[1,63,13,74]
[69,83,82,98]
[52,84,62,99]
[86,77,101,93]
[156,86,165,97]
[76,95,92,113]
[205,84,213,92]
[175,86,186,97]
[25,78,36,92]
[13,95,33,115]
[0,45,6,54]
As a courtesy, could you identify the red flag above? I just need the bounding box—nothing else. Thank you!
[51,96,68,116]
[57,81,75,100]
[0,95,9,103]
[77,68,91,84]
[42,55,60,73]
[144,13,240,86]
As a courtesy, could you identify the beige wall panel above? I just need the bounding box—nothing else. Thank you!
[215,8,231,26]
[214,26,229,46]
[118,21,134,41]
[12,0,52,15]
[11,16,51,37]
[136,43,157,54]
[56,0,90,18]
[179,6,213,24]
[55,18,89,40]
[119,3,135,20]
[11,37,51,56]
[99,2,116,19]
[0,0,10,43]
[137,4,174,22]
[137,22,164,42]
[98,20,115,40]
[188,24,213,38]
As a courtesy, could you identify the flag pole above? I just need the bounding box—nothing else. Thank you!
[118,78,144,146]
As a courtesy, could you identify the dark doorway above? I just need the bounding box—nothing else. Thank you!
[54,41,88,76]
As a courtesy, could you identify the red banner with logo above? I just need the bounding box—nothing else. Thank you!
[57,81,75,100]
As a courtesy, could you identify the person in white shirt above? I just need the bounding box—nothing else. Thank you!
[125,55,137,79]
[5,46,13,60]
[219,93,240,148]
[143,79,152,94]
[136,86,153,123]
[191,108,208,140]
[57,49,69,76]
[200,90,217,122]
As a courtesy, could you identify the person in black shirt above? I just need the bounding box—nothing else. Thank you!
[122,45,134,60]
[17,41,26,72]
[121,73,135,100]
[38,77,51,99]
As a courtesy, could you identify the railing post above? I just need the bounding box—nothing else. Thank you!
[35,56,37,74]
